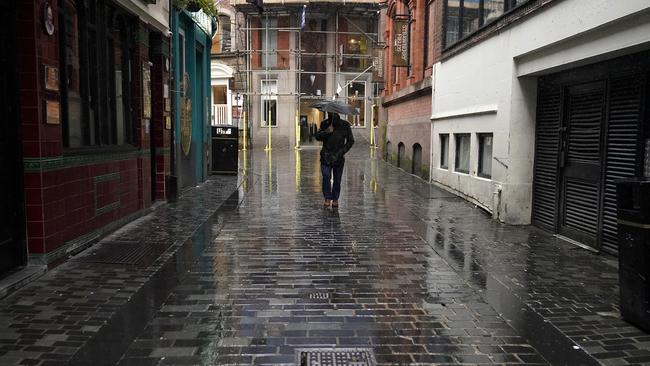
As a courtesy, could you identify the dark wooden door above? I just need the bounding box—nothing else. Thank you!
[558,81,606,249]
[0,0,26,276]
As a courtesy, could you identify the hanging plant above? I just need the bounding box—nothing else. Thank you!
[173,0,219,18]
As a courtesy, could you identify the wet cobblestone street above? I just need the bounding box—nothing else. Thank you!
[1,146,649,365]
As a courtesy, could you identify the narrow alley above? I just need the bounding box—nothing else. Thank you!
[1,147,647,366]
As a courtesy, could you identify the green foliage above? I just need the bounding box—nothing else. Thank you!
[173,0,219,18]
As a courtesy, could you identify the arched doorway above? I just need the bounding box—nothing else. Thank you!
[412,143,422,175]
[397,142,405,168]
[385,141,392,162]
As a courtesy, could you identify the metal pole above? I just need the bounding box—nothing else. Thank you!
[335,10,339,100]
[264,13,272,151]
[296,18,301,150]
[370,103,377,148]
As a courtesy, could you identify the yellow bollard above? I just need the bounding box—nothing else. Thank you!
[242,111,247,151]
[295,148,301,191]
[370,104,377,148]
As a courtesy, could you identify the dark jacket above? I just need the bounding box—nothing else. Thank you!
[315,115,354,166]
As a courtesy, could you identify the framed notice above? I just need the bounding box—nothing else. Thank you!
[392,17,410,67]
[142,62,152,119]
[44,99,60,125]
[44,65,59,92]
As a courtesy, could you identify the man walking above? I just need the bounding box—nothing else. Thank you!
[315,113,354,208]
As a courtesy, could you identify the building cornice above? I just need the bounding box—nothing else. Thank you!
[381,77,431,107]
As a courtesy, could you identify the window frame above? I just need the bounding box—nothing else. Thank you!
[261,79,278,127]
[440,133,449,169]
[454,133,471,174]
[478,133,493,179]
[443,0,529,49]
[58,0,135,150]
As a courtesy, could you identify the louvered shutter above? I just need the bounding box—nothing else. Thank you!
[532,81,561,230]
[601,76,643,255]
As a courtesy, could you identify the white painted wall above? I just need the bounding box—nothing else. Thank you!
[116,0,170,32]
[431,0,650,224]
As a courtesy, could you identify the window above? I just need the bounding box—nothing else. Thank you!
[261,18,277,68]
[261,79,277,127]
[347,82,365,127]
[440,134,449,169]
[338,16,375,72]
[444,0,528,48]
[424,1,435,72]
[455,134,470,173]
[59,0,133,148]
[478,133,493,178]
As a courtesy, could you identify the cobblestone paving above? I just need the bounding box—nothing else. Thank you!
[119,149,568,366]
[347,155,650,366]
[0,176,240,366]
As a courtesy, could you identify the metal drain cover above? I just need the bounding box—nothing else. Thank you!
[296,348,376,366]
[76,241,171,266]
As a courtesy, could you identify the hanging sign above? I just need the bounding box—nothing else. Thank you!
[372,46,384,81]
[392,18,409,67]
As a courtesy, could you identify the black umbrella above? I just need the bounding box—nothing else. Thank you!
[310,100,360,115]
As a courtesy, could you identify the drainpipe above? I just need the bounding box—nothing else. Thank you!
[492,184,502,220]
[167,0,178,201]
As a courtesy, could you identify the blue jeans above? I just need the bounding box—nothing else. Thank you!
[321,163,344,200]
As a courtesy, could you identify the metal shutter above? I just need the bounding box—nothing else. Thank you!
[600,76,643,255]
[532,82,561,230]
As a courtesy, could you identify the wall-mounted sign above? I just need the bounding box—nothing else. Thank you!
[142,62,152,119]
[43,2,55,36]
[392,18,410,67]
[165,116,171,130]
[44,65,59,92]
[44,99,60,125]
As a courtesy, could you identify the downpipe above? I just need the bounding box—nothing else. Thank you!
[492,184,502,221]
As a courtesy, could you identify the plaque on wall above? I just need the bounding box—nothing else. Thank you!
[44,65,59,92]
[44,99,60,125]
[165,116,171,130]
[43,2,55,36]
[142,62,152,119]
[180,98,192,156]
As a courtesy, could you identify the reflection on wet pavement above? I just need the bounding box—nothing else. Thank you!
[115,147,650,366]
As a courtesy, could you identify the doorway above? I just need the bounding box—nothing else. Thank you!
[0,0,27,277]
[557,81,606,249]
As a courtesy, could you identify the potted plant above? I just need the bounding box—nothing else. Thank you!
[173,0,219,18]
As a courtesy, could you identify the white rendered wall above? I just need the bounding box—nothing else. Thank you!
[431,0,650,224]
[116,0,170,32]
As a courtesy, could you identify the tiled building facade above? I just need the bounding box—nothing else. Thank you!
[1,0,173,278]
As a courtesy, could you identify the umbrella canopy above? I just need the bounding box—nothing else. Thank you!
[309,100,360,116]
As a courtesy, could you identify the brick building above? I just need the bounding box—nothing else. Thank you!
[381,0,441,180]
[233,0,381,150]
[0,0,172,280]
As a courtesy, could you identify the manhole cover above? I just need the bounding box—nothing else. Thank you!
[296,348,376,366]
[76,241,172,266]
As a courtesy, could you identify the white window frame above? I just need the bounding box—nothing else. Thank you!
[261,79,278,127]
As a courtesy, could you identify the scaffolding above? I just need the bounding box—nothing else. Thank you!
[231,2,383,148]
